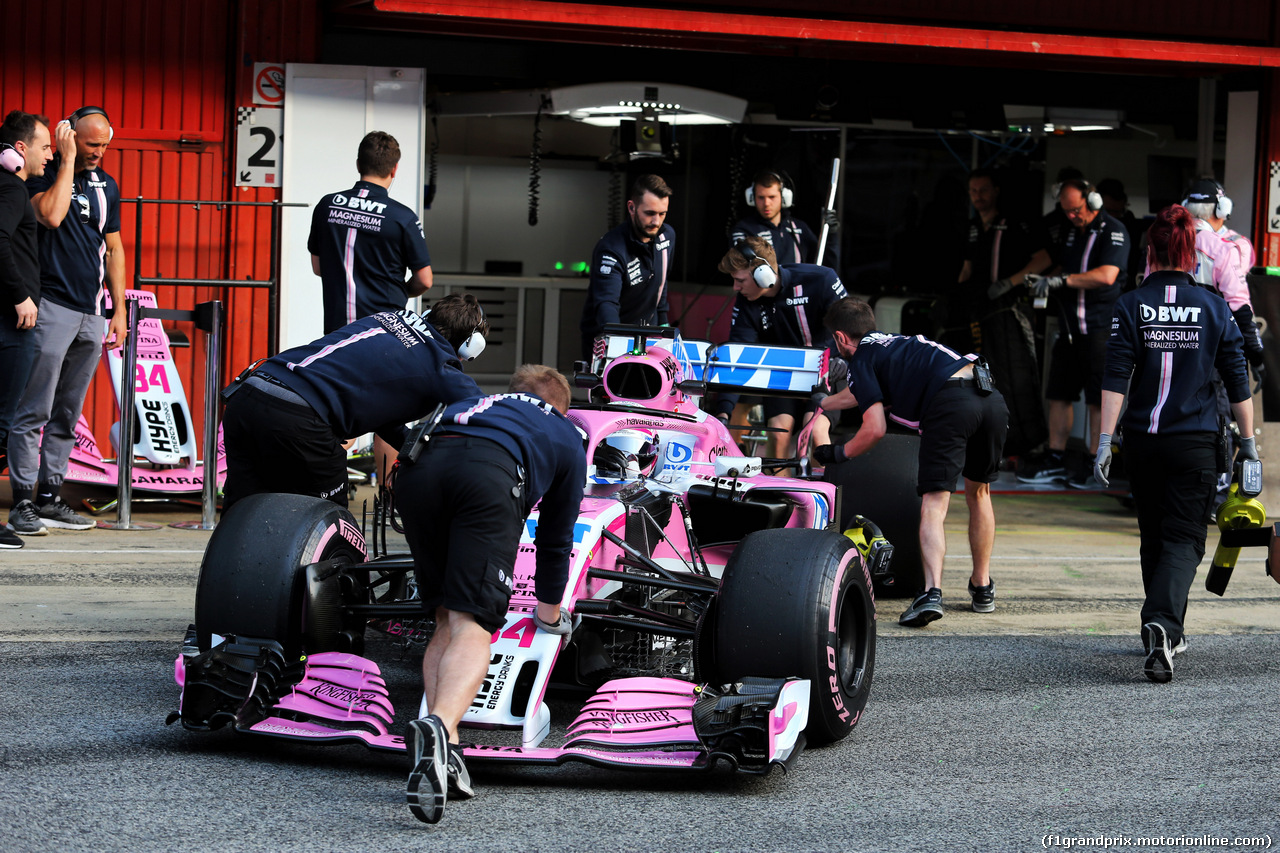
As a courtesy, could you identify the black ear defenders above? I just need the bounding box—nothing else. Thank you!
[65,106,114,141]
[745,170,794,209]
[1058,178,1102,212]
[734,241,778,289]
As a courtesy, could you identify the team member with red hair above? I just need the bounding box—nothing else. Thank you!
[1093,205,1255,683]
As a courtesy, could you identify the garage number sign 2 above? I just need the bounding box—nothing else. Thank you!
[236,106,282,188]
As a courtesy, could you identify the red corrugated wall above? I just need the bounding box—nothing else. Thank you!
[0,0,318,456]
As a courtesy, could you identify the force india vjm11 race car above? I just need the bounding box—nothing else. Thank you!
[170,326,889,775]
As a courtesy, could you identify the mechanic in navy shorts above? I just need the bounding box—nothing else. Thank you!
[814,297,1008,627]
[394,365,586,824]
[1019,178,1129,487]
[219,293,486,514]
[1092,205,1255,684]
[712,235,847,461]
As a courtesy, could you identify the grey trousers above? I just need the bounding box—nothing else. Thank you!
[7,300,105,491]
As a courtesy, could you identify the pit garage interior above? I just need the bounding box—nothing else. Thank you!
[5,0,1280,462]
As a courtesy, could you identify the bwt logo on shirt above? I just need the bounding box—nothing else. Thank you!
[1139,304,1201,323]
[331,193,387,214]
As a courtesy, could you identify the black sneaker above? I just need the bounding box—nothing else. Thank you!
[899,587,944,627]
[1016,458,1067,484]
[36,498,95,530]
[447,743,474,800]
[1142,622,1174,683]
[0,525,23,550]
[968,578,995,613]
[8,500,48,536]
[406,715,449,824]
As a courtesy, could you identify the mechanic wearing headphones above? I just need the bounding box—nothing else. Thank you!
[1018,178,1130,487]
[814,297,1008,626]
[7,107,126,537]
[579,174,675,358]
[1092,205,1255,683]
[396,365,586,825]
[219,293,487,514]
[712,235,848,461]
[730,168,839,273]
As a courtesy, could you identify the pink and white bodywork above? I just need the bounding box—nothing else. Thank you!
[174,330,848,775]
[66,289,226,495]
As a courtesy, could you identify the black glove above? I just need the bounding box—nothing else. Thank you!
[1250,361,1268,395]
[812,443,848,466]
[986,278,1014,301]
[811,386,829,408]
[1024,274,1066,299]
[821,208,839,230]
[1232,304,1265,359]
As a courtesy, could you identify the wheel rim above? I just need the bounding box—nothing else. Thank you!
[834,583,868,694]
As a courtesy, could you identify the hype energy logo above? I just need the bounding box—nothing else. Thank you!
[661,436,695,473]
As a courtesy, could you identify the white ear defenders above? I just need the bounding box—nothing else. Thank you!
[1060,178,1103,212]
[745,170,794,209]
[735,241,778,289]
[1183,179,1233,220]
[65,106,114,141]
[0,143,21,174]
[425,305,487,361]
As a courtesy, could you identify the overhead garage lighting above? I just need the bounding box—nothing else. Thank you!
[550,83,745,127]
[1005,104,1124,134]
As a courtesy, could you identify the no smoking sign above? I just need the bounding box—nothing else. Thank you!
[253,63,285,106]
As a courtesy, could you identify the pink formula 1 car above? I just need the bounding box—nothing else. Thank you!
[171,326,885,775]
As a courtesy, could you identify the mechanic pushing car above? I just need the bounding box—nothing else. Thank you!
[815,297,1008,627]
[219,293,487,514]
[394,364,586,824]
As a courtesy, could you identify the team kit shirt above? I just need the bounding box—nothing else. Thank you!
[1105,270,1249,435]
[439,393,587,603]
[731,210,838,272]
[255,309,480,447]
[580,220,675,340]
[1052,209,1129,336]
[0,169,39,313]
[26,160,120,314]
[845,332,977,432]
[308,180,431,333]
[961,212,1047,311]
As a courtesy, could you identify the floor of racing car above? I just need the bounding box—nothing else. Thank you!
[2,481,1277,852]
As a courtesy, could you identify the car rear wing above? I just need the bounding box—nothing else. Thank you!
[598,325,825,398]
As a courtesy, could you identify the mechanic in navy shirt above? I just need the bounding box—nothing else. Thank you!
[730,169,839,274]
[952,168,1050,457]
[1019,178,1129,487]
[1092,205,1254,683]
[580,174,675,358]
[712,236,847,461]
[395,365,586,824]
[219,294,486,514]
[814,297,1008,628]
[8,107,126,536]
[309,131,432,335]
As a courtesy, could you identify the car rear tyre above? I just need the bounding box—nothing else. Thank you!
[195,493,368,659]
[712,528,875,746]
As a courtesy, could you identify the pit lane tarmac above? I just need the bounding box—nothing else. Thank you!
[1,483,1277,852]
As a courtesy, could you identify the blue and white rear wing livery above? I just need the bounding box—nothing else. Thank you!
[598,325,824,398]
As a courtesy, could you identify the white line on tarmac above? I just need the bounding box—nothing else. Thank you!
[962,554,1266,562]
[12,549,205,554]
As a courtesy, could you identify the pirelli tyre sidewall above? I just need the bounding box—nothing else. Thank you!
[195,493,368,659]
[713,528,876,746]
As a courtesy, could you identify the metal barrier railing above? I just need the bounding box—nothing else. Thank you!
[98,298,225,531]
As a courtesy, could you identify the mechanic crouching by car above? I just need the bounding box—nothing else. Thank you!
[814,297,1008,627]
[1092,205,1255,684]
[219,293,486,515]
[393,365,586,824]
[712,235,847,462]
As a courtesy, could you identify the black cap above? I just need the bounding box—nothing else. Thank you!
[1185,178,1224,204]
